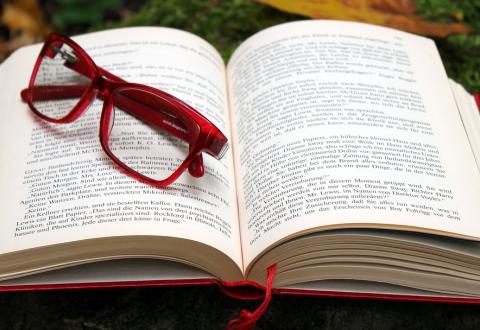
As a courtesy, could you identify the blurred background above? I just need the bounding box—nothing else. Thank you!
[1,0,479,90]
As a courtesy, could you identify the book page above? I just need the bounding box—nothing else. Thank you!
[227,20,480,266]
[0,27,242,270]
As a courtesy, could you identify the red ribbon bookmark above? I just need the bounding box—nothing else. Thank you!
[226,264,277,330]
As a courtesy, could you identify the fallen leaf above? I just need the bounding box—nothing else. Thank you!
[0,0,52,61]
[257,0,472,37]
[369,0,416,15]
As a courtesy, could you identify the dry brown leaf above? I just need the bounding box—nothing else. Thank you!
[257,0,472,37]
[370,0,416,15]
[0,0,52,60]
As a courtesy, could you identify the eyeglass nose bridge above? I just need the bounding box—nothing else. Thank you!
[95,75,123,99]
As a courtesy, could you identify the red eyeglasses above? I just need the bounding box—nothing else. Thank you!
[21,33,229,188]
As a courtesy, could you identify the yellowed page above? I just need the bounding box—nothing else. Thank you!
[226,20,480,267]
[0,27,242,271]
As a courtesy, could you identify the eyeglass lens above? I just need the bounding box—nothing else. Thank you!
[108,88,191,181]
[32,42,92,120]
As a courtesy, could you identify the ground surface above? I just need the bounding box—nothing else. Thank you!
[1,284,480,329]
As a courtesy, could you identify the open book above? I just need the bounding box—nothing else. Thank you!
[1,20,480,299]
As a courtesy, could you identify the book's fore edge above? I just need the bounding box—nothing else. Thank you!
[467,90,480,171]
[448,82,480,173]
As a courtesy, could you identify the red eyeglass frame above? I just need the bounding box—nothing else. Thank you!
[21,33,229,188]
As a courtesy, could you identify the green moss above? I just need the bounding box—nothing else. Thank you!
[50,0,125,31]
[416,0,480,91]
